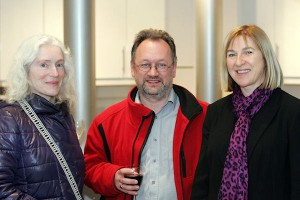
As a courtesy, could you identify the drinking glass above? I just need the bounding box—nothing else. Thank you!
[76,120,85,140]
[125,166,143,199]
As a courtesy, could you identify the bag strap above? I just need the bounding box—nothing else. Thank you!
[18,99,83,200]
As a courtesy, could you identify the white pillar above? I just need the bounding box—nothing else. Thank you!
[195,0,223,103]
[63,2,98,198]
[63,0,96,142]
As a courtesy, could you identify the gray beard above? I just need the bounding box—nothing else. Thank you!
[141,83,168,101]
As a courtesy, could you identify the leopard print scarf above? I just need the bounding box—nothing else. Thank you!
[218,85,273,200]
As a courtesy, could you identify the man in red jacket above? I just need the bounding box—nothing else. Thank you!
[84,28,208,200]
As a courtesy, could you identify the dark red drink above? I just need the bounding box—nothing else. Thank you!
[125,174,143,186]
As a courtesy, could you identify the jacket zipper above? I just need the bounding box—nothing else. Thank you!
[179,113,198,179]
[127,112,155,200]
[131,111,155,167]
[180,147,187,178]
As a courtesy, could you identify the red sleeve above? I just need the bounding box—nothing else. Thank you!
[84,118,121,197]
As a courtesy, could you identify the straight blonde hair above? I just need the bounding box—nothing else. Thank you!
[222,25,283,92]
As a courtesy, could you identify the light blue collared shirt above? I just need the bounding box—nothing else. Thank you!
[135,89,180,200]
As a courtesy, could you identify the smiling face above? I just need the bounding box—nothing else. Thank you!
[28,44,65,102]
[226,36,266,96]
[131,38,176,101]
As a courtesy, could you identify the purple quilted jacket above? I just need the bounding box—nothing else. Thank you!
[0,94,85,199]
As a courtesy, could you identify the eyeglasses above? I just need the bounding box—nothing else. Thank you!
[135,62,173,72]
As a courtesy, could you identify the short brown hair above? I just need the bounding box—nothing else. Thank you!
[131,28,177,65]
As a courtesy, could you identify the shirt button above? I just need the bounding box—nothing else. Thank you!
[154,138,157,142]
[152,181,155,184]
[153,159,156,163]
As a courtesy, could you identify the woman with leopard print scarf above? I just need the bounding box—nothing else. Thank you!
[191,25,300,200]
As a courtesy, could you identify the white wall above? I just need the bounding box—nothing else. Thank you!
[223,0,300,85]
[274,0,300,84]
[0,0,63,82]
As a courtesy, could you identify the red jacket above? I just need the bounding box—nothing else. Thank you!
[84,85,208,200]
